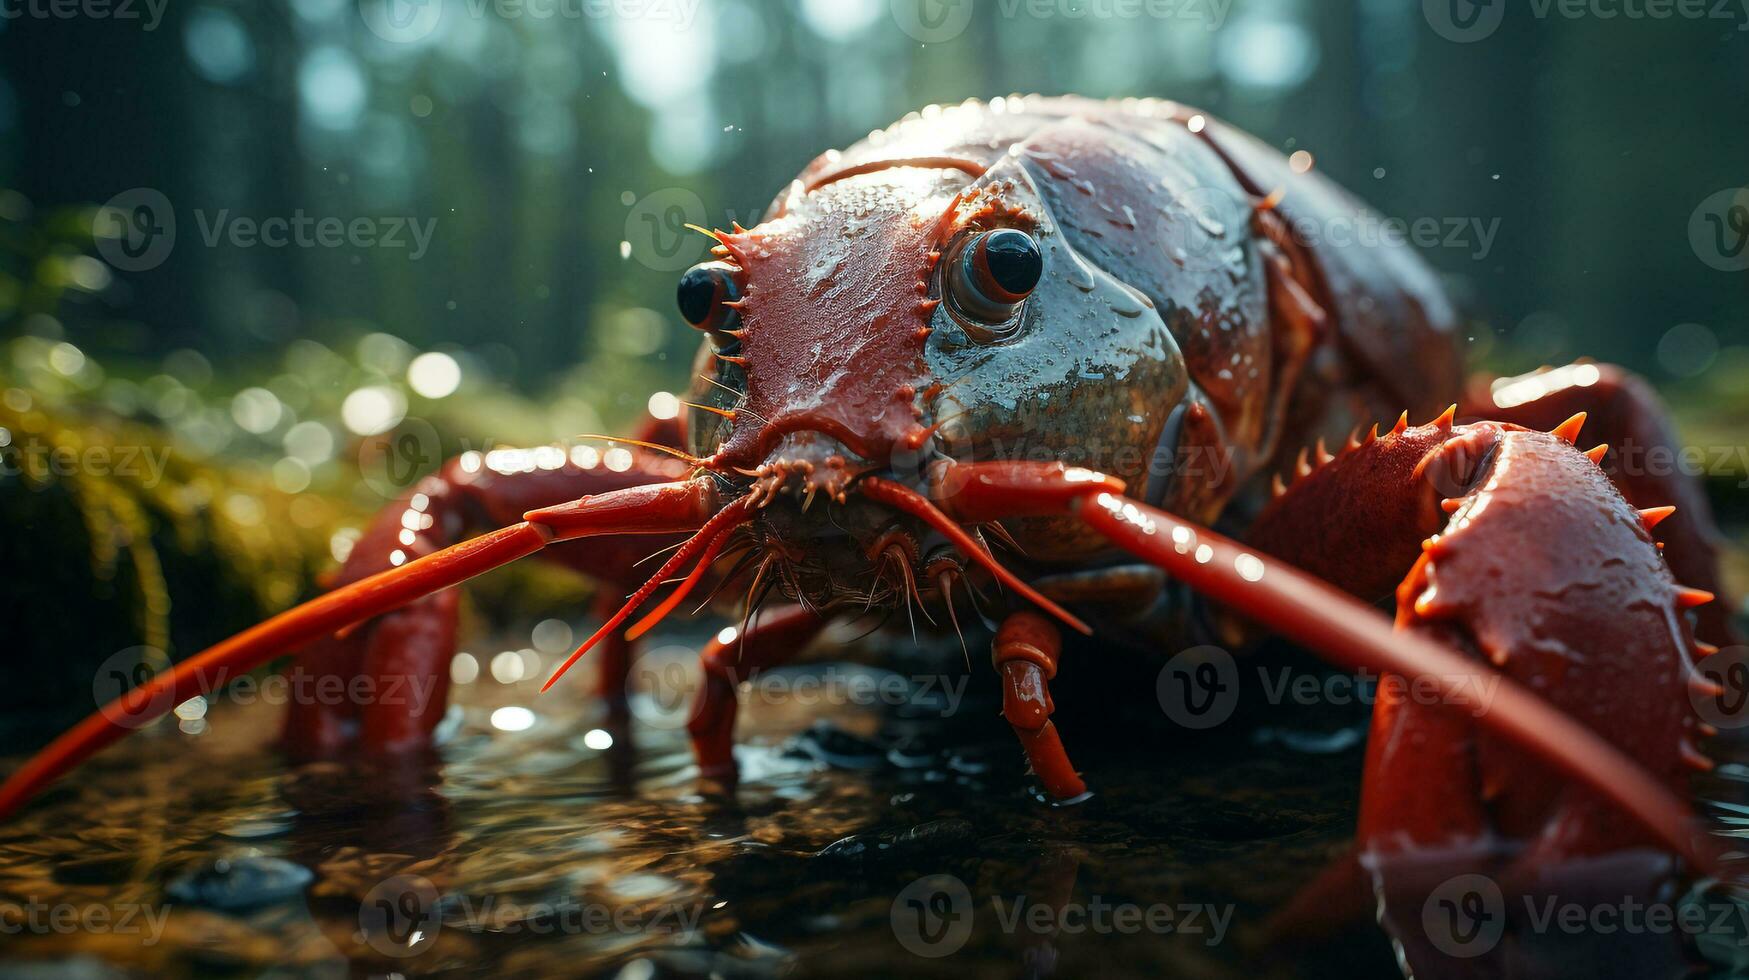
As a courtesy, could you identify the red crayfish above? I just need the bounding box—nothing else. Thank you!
[1,96,1737,933]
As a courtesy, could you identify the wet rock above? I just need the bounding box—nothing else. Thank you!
[1250,725,1365,755]
[816,819,976,867]
[641,934,794,980]
[884,734,944,769]
[780,722,886,770]
[217,810,299,841]
[165,856,313,912]
[612,959,659,980]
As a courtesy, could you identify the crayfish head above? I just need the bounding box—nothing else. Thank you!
[669,123,1191,603]
[661,161,978,612]
[674,164,969,477]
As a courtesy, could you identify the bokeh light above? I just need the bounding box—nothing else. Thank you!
[340,386,407,435]
[407,351,462,398]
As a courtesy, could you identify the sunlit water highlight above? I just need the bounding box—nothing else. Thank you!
[0,628,1744,979]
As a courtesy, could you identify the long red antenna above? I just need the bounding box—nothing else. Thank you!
[625,522,740,641]
[860,477,1091,636]
[1077,491,1718,873]
[927,458,1719,871]
[0,477,722,820]
[543,499,754,692]
[0,521,550,819]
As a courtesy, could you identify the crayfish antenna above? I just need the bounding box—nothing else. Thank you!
[625,523,740,641]
[0,520,552,821]
[575,434,714,470]
[859,476,1091,636]
[1077,490,1721,876]
[0,477,723,821]
[544,500,754,691]
[921,459,1721,876]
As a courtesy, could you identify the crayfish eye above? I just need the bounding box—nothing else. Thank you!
[676,262,740,334]
[945,228,1043,335]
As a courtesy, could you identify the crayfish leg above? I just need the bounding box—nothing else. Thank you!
[925,456,1715,869]
[283,440,702,756]
[686,606,825,784]
[0,468,719,820]
[992,611,1089,803]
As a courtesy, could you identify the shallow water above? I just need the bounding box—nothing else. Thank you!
[1,623,1746,980]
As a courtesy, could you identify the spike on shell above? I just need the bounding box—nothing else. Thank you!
[1677,587,1715,609]
[1550,412,1588,444]
[1639,506,1677,530]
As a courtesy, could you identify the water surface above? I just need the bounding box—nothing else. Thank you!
[1,625,1744,979]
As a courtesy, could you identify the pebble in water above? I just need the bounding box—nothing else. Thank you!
[165,856,314,912]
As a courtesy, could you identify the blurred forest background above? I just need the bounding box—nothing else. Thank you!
[0,0,1745,732]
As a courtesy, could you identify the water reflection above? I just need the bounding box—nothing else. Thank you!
[0,635,1743,978]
